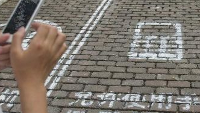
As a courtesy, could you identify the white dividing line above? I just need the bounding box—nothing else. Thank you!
[0,0,113,107]
[49,0,108,72]
[45,0,109,86]
[47,0,113,96]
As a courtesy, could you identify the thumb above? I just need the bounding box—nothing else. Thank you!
[11,27,25,52]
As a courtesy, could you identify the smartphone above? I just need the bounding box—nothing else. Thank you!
[2,0,44,43]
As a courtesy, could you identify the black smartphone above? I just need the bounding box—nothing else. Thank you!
[2,0,44,43]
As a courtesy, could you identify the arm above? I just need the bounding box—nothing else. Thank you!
[10,23,67,113]
[18,82,47,113]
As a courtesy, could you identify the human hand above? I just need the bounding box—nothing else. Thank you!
[10,22,67,89]
[0,33,11,70]
[10,23,67,113]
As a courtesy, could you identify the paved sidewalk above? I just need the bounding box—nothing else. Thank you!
[0,0,8,6]
[1,0,200,113]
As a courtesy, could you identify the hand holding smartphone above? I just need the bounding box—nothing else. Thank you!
[2,0,44,43]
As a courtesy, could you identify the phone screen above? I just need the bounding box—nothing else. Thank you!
[3,0,40,34]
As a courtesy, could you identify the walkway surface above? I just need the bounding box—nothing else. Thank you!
[0,0,200,112]
[0,0,7,6]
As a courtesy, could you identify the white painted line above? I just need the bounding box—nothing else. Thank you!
[47,0,113,96]
[0,0,113,107]
[0,24,6,27]
[45,0,109,86]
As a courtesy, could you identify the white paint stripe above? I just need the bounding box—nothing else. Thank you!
[0,89,8,101]
[5,96,11,102]
[54,0,108,66]
[0,0,113,106]
[47,0,113,96]
[0,24,6,27]
[45,0,109,86]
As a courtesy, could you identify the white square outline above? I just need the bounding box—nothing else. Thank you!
[128,22,183,60]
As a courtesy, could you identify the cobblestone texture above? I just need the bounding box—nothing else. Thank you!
[1,0,200,112]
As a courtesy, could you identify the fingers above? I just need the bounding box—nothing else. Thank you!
[34,24,50,43]
[45,26,58,46]
[11,27,25,53]
[0,44,10,54]
[0,59,10,70]
[53,32,66,53]
[31,22,41,31]
[55,43,67,59]
[0,33,10,44]
[0,53,10,60]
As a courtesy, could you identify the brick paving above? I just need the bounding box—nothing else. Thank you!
[1,0,200,113]
[0,0,8,6]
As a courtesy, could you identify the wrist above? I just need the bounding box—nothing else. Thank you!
[18,83,46,93]
[15,73,46,91]
[19,82,48,113]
